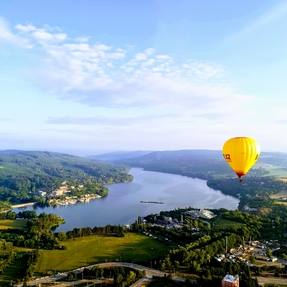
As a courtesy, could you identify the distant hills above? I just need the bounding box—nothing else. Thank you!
[91,149,287,179]
[90,151,151,162]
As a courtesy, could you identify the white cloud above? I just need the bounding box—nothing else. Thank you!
[15,23,67,43]
[0,18,255,138]
[0,18,31,48]
[21,28,230,117]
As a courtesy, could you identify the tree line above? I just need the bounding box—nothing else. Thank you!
[66,266,142,287]
[56,225,126,241]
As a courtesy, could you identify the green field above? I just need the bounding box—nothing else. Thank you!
[35,233,169,274]
[0,219,26,230]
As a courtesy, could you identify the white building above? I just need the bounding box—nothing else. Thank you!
[199,209,216,220]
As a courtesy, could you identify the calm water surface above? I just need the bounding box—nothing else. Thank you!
[16,168,239,231]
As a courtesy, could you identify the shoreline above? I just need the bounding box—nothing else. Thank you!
[11,193,105,210]
[48,194,102,207]
[12,202,36,209]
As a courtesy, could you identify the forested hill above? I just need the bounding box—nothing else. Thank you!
[92,150,238,179]
[122,150,231,178]
[0,150,132,203]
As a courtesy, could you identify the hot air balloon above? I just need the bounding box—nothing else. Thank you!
[222,137,260,181]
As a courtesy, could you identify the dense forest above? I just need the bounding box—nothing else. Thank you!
[0,150,132,204]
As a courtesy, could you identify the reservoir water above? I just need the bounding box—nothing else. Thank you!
[16,168,239,231]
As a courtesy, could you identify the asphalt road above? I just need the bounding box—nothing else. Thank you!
[15,261,184,286]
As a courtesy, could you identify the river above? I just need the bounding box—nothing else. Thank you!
[15,168,239,231]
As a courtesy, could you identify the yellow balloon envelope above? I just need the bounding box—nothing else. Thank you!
[222,137,260,180]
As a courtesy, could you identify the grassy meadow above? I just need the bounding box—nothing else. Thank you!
[35,233,169,274]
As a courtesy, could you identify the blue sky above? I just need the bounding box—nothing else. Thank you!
[0,0,286,154]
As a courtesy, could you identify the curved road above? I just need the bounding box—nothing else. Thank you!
[16,262,184,286]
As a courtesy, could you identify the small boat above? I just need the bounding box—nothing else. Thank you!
[140,201,164,204]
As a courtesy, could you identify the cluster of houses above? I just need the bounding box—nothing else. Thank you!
[48,194,102,206]
[38,181,71,198]
[37,182,101,206]
[251,240,279,263]
[215,240,280,266]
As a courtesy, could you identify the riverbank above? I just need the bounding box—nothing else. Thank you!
[11,194,104,210]
[12,202,36,209]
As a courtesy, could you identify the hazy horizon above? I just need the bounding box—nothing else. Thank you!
[1,1,286,152]
[0,147,284,157]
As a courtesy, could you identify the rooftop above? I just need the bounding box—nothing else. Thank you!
[223,274,239,283]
